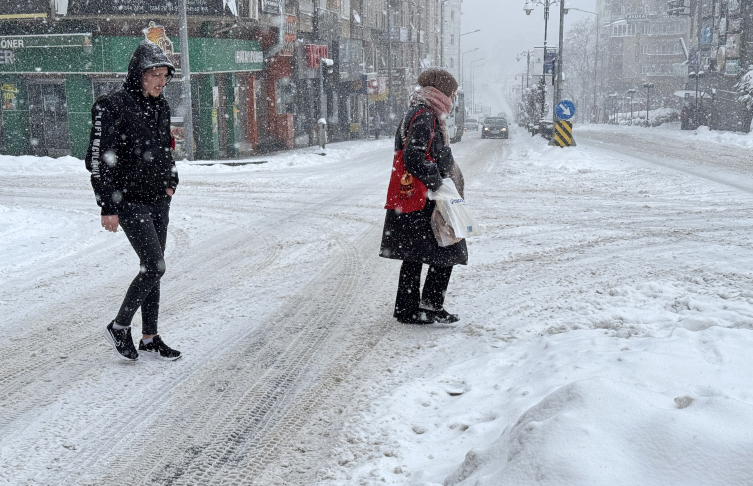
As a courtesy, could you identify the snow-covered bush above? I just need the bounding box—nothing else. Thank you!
[735,68,753,111]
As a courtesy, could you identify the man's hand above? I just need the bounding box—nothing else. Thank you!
[101,215,119,233]
[166,188,174,196]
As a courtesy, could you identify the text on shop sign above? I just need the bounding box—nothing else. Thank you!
[0,39,23,49]
[0,50,15,64]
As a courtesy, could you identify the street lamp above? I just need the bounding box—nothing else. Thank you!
[643,83,654,125]
[517,50,534,88]
[627,88,636,125]
[469,58,485,112]
[460,48,479,87]
[688,70,705,113]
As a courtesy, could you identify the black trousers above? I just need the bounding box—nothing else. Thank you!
[115,196,170,335]
[393,261,453,319]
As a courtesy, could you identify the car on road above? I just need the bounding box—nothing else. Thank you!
[464,118,478,131]
[481,117,509,139]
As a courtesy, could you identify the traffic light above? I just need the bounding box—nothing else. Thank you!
[668,0,688,16]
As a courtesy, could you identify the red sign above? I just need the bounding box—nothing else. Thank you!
[305,44,328,69]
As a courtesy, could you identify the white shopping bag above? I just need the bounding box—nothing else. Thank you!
[428,179,481,240]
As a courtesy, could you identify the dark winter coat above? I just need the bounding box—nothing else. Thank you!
[85,40,178,216]
[379,105,468,266]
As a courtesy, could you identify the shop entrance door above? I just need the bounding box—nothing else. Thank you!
[28,80,71,157]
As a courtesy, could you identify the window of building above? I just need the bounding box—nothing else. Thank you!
[275,78,294,114]
[450,34,454,45]
[450,57,454,68]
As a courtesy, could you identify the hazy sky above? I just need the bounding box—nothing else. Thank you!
[459,0,597,109]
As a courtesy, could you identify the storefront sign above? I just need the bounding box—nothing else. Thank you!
[726,34,739,58]
[2,83,18,110]
[235,50,264,64]
[725,58,740,75]
[64,0,238,17]
[306,45,329,69]
[143,22,181,68]
[261,0,282,14]
[0,35,262,74]
[0,51,15,65]
[281,15,297,56]
[626,14,647,22]
[0,39,24,49]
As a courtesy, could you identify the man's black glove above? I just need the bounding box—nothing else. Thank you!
[436,146,454,178]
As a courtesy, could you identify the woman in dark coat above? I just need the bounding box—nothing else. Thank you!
[380,68,468,324]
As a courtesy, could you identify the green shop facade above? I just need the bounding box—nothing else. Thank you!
[0,33,263,159]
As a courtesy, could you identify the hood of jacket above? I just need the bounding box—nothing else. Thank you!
[124,40,175,95]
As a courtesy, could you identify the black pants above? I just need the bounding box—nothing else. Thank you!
[393,261,453,319]
[115,197,170,335]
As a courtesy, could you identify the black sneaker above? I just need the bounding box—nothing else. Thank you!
[426,308,459,323]
[104,321,139,361]
[139,335,182,361]
[395,310,436,325]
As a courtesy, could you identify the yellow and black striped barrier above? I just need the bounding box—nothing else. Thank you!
[553,120,575,147]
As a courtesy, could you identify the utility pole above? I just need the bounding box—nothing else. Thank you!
[387,0,394,120]
[178,0,194,160]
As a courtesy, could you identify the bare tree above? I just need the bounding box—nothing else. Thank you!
[562,17,597,123]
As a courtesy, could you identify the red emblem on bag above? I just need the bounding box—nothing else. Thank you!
[385,110,435,213]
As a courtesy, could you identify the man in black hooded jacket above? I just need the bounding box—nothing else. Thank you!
[86,40,181,361]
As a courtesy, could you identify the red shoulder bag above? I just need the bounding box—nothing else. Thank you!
[384,109,436,213]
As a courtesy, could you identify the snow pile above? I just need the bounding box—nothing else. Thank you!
[0,154,84,175]
[448,373,753,485]
[315,129,753,486]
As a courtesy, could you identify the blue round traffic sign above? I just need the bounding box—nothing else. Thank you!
[555,100,576,121]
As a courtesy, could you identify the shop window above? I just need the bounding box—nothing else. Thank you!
[276,78,295,114]
[92,79,123,100]
[159,81,190,121]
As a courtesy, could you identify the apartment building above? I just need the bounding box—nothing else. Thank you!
[595,0,690,118]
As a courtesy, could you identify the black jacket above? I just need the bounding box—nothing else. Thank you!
[85,40,178,215]
[379,105,468,266]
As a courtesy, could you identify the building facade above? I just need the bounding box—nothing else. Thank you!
[0,0,460,158]
[595,0,690,121]
[684,0,752,131]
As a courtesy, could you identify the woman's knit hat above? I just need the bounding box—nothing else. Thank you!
[417,68,458,98]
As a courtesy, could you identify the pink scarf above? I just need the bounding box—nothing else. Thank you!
[409,86,453,145]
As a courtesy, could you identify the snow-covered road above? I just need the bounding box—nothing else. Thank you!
[2,125,753,485]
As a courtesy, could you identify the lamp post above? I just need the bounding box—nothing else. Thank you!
[627,88,636,125]
[517,50,534,88]
[470,59,485,112]
[387,0,395,120]
[524,0,566,132]
[643,82,654,125]
[689,70,705,112]
[178,0,194,160]
[460,47,479,87]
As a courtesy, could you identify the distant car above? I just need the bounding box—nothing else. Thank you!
[464,118,478,131]
[496,112,507,119]
[481,117,509,139]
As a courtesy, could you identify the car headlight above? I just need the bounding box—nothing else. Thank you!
[501,128,507,131]
[484,127,489,131]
